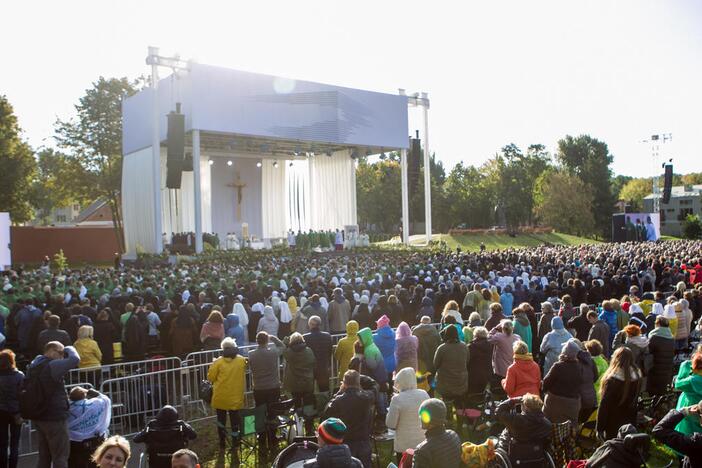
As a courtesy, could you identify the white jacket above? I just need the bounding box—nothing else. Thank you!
[386,367,430,452]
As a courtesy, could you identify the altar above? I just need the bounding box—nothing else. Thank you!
[121,59,409,255]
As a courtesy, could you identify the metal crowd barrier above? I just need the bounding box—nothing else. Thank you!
[64,357,183,387]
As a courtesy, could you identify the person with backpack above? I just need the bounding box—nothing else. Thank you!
[0,349,24,468]
[23,340,80,468]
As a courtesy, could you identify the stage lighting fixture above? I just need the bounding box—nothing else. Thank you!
[326,151,332,157]
[256,161,262,168]
[208,160,214,165]
[289,162,294,167]
[273,161,279,168]
[227,160,233,166]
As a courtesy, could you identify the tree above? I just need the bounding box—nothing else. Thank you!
[443,162,495,228]
[533,170,596,237]
[618,178,652,212]
[682,214,702,239]
[0,95,37,223]
[54,77,143,251]
[29,148,88,225]
[355,159,401,232]
[556,135,615,238]
[681,172,702,185]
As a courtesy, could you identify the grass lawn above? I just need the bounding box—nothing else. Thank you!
[381,231,601,251]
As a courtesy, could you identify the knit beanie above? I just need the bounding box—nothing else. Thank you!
[419,398,447,426]
[317,417,346,444]
[376,314,390,329]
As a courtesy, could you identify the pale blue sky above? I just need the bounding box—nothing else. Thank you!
[2,0,701,177]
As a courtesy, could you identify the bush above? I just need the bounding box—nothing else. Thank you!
[682,214,702,239]
[53,249,68,271]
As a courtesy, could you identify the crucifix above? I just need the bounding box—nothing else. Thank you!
[227,172,247,221]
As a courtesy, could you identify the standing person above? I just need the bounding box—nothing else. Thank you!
[502,341,541,399]
[512,306,533,353]
[647,316,676,396]
[467,327,494,398]
[394,322,418,372]
[652,402,702,468]
[537,301,555,347]
[673,351,702,437]
[597,347,643,440]
[207,337,246,453]
[542,339,584,424]
[500,285,514,317]
[36,315,71,352]
[373,315,396,393]
[568,304,592,342]
[386,367,430,463]
[351,295,372,330]
[484,302,506,331]
[598,300,619,351]
[145,304,162,350]
[304,316,332,393]
[229,303,250,343]
[27,341,81,468]
[576,339,600,423]
[200,310,225,351]
[256,306,280,338]
[540,316,573,375]
[321,370,374,467]
[488,320,521,383]
[170,306,196,359]
[585,340,609,401]
[334,320,359,384]
[433,325,468,409]
[74,325,102,369]
[587,310,612,358]
[412,399,462,468]
[248,331,284,456]
[675,300,693,351]
[328,288,351,335]
[0,350,23,468]
[356,328,389,423]
[67,387,111,468]
[93,310,115,365]
[412,316,441,376]
[283,332,316,435]
[123,306,148,362]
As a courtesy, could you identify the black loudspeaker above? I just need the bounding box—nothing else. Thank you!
[408,137,421,194]
[166,103,185,189]
[612,214,626,243]
[662,164,673,204]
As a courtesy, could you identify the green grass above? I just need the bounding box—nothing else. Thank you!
[387,231,601,251]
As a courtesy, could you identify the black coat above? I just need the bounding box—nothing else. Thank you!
[93,320,115,365]
[303,329,332,375]
[646,334,675,395]
[467,338,493,394]
[543,359,583,399]
[652,410,702,468]
[321,388,373,442]
[597,375,641,440]
[413,427,462,468]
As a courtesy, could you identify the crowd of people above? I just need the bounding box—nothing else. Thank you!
[0,239,701,467]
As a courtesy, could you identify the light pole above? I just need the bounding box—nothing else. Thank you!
[643,133,672,214]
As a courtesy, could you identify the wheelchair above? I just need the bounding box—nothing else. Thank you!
[489,439,556,468]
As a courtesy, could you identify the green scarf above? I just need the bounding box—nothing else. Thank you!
[648,326,673,340]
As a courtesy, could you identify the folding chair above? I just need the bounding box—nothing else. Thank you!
[236,405,268,465]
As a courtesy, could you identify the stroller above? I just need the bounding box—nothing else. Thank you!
[272,437,319,468]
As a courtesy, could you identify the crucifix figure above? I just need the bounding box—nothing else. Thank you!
[227,172,247,221]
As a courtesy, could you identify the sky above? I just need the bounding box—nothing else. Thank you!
[2,0,701,178]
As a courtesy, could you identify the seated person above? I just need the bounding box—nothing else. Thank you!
[134,405,197,468]
[495,393,552,464]
[586,424,651,468]
[303,417,363,468]
[652,402,702,468]
[67,386,112,468]
[413,398,462,468]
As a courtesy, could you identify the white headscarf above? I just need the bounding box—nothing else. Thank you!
[662,304,677,320]
[651,303,664,316]
[233,303,249,328]
[319,297,329,311]
[279,301,292,323]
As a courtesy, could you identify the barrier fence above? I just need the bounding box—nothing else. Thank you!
[17,321,488,458]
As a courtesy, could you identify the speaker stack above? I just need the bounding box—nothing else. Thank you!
[166,103,185,189]
[662,164,673,204]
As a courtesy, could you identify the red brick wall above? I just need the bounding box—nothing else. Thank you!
[11,226,120,264]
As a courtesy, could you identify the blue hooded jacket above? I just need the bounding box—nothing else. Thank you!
[540,316,573,374]
[373,326,396,373]
[598,308,618,346]
[225,313,246,346]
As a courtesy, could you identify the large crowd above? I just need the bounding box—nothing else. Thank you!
[0,239,702,467]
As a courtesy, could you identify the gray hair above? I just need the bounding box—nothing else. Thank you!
[221,337,237,349]
[473,326,488,340]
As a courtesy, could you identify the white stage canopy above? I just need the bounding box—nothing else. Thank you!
[121,61,408,254]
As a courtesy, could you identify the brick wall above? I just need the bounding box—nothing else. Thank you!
[11,226,120,264]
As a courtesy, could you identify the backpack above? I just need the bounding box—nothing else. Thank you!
[19,360,50,420]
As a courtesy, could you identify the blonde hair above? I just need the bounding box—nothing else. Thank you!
[522,393,543,413]
[513,340,529,355]
[92,435,130,465]
[77,325,94,340]
[289,332,305,345]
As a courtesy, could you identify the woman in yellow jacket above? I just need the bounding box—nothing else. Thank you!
[333,320,358,385]
[207,337,247,449]
[74,325,102,368]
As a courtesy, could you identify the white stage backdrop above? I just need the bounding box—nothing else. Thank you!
[262,161,288,238]
[288,161,310,233]
[122,147,157,253]
[308,150,356,231]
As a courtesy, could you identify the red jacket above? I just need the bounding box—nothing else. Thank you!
[502,356,541,398]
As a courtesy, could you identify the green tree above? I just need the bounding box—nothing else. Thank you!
[681,172,702,185]
[556,135,615,238]
[29,148,87,225]
[619,178,652,211]
[534,170,596,237]
[54,77,143,251]
[611,175,633,202]
[0,95,37,223]
[443,163,495,228]
[356,159,401,232]
[682,214,702,239]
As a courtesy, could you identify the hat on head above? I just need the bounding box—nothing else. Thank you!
[376,314,390,329]
[562,338,580,359]
[419,398,447,426]
[317,417,346,444]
